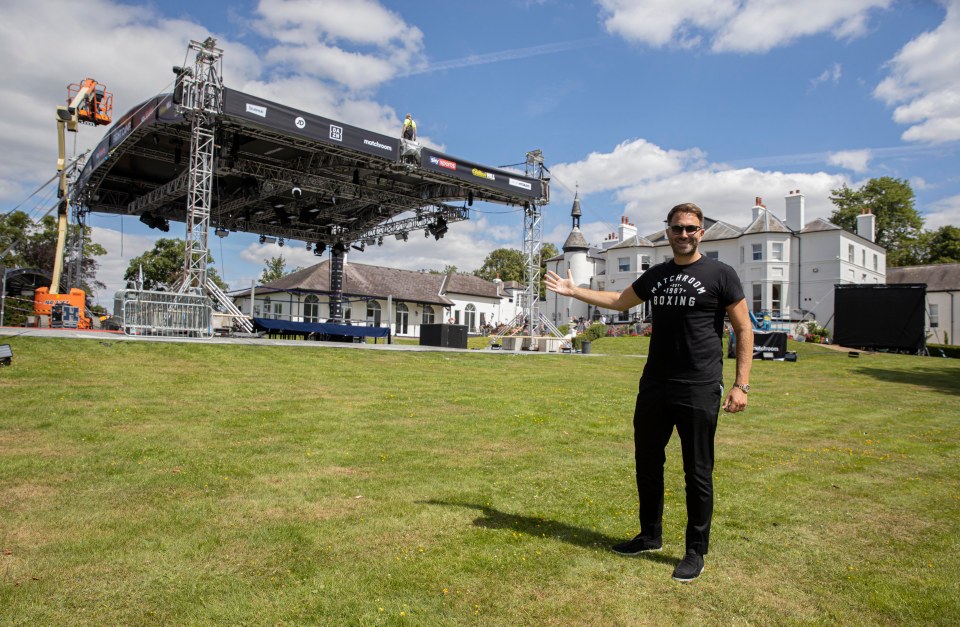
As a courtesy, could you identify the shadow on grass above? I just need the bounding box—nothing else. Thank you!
[854,365,960,396]
[421,500,675,565]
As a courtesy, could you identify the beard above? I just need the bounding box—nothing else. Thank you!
[669,236,699,257]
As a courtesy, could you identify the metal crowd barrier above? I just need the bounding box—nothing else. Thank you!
[114,289,213,338]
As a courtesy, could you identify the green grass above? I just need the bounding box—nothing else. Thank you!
[1,335,958,624]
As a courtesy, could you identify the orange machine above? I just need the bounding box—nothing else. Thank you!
[33,287,91,329]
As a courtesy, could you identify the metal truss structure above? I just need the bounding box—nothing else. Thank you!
[72,36,549,337]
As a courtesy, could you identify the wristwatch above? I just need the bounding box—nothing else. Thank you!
[733,383,750,393]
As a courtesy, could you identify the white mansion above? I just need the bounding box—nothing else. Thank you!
[544,191,887,332]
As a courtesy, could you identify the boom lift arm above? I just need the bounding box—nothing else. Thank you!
[50,78,112,294]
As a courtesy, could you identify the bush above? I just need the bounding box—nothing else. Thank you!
[928,344,960,359]
[557,324,570,336]
[572,322,606,351]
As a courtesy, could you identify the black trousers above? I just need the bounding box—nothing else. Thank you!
[633,378,722,555]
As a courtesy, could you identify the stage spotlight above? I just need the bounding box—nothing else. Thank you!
[292,186,302,198]
[468,191,473,206]
[395,232,408,241]
[277,238,285,247]
[313,243,326,256]
[333,241,346,254]
[215,227,228,238]
[377,237,383,246]
[305,242,312,251]
[351,243,365,252]
[429,216,448,240]
[139,212,170,232]
[259,234,266,244]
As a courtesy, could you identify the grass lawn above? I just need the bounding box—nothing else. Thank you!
[1,334,958,624]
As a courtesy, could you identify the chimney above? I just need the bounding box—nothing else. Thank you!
[618,216,637,243]
[752,196,766,221]
[856,209,875,242]
[785,190,805,232]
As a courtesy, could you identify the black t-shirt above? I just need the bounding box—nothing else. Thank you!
[631,256,744,384]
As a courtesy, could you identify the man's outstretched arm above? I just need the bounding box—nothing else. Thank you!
[545,269,643,312]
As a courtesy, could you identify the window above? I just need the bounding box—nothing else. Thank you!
[771,283,782,317]
[848,244,855,262]
[422,305,435,325]
[367,300,381,326]
[705,251,719,260]
[640,255,651,271]
[771,242,783,261]
[618,257,630,272]
[861,249,866,266]
[752,244,762,261]
[343,301,352,321]
[873,254,878,271]
[752,283,762,313]
[464,304,477,332]
[930,304,939,328]
[273,302,283,317]
[740,246,744,264]
[303,295,319,323]
[262,296,271,317]
[395,303,409,335]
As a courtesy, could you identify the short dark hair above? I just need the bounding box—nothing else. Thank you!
[666,202,703,225]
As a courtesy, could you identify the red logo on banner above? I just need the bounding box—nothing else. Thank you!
[438,158,456,170]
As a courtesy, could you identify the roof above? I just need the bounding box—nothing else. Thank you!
[608,234,656,249]
[257,260,454,305]
[443,272,502,298]
[742,210,792,234]
[886,263,960,292]
[562,227,590,251]
[801,218,842,233]
[702,220,743,241]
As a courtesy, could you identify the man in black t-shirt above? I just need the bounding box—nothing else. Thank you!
[545,202,753,582]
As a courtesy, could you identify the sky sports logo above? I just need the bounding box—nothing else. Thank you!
[430,156,457,170]
[245,103,267,117]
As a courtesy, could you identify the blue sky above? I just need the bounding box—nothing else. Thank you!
[2,0,958,304]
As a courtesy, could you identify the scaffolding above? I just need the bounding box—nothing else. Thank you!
[493,150,567,350]
[118,38,252,336]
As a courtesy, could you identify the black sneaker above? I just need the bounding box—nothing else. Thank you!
[611,534,662,556]
[671,549,704,582]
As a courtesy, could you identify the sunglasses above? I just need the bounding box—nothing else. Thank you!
[668,224,702,235]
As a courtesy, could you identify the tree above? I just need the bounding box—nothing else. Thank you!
[923,225,960,264]
[261,255,291,283]
[426,264,458,275]
[123,238,227,291]
[0,211,106,296]
[829,177,923,267]
[474,248,526,282]
[474,243,561,298]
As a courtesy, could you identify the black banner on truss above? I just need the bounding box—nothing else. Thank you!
[419,147,542,201]
[221,88,400,162]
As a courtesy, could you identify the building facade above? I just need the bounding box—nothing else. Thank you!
[545,191,886,333]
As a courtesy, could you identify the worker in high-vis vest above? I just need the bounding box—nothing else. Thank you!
[402,113,417,141]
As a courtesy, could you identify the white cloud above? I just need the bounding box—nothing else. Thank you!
[874,2,960,143]
[827,149,872,173]
[922,194,960,229]
[551,138,850,237]
[548,138,706,197]
[253,0,425,89]
[810,62,843,90]
[597,0,892,53]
